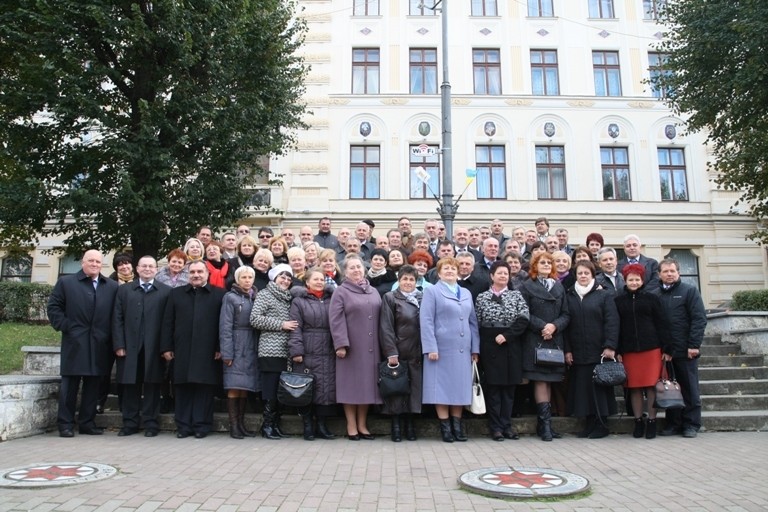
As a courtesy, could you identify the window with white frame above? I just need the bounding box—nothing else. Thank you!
[536,146,567,199]
[643,0,666,20]
[588,0,615,19]
[658,147,688,201]
[648,52,672,99]
[471,0,498,16]
[475,145,507,199]
[350,146,380,199]
[353,0,379,16]
[1,254,33,282]
[352,48,380,94]
[601,147,631,200]
[410,48,438,95]
[593,50,622,97]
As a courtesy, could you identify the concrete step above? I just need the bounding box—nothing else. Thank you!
[700,355,765,367]
[702,335,726,346]
[699,366,768,380]
[614,394,768,412]
[88,409,768,436]
[699,379,768,395]
[702,344,744,356]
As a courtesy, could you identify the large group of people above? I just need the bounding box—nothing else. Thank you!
[46,216,707,442]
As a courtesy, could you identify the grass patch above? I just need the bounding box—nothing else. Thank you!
[0,323,60,375]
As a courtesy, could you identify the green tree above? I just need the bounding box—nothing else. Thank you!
[0,0,308,259]
[653,0,768,242]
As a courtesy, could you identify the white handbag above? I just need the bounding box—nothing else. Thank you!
[466,361,486,415]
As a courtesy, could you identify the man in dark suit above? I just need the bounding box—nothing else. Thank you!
[468,237,500,301]
[452,226,482,262]
[161,261,226,439]
[595,247,625,295]
[47,249,119,437]
[112,256,171,437]
[617,234,660,291]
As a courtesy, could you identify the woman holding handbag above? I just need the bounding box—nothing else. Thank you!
[564,260,620,439]
[475,261,530,441]
[614,263,671,439]
[288,267,337,441]
[379,265,424,442]
[519,252,570,442]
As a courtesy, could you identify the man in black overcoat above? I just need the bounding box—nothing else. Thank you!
[112,256,170,437]
[160,261,225,438]
[47,249,119,437]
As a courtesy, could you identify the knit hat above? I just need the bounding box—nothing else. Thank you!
[268,263,293,281]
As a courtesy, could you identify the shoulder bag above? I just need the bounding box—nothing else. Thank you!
[378,361,410,398]
[277,370,315,407]
[653,362,685,409]
[465,361,486,415]
[593,356,627,387]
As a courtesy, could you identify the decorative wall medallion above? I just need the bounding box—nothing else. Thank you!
[418,121,431,137]
[480,28,492,36]
[360,27,372,36]
[537,29,549,37]
[608,123,620,139]
[417,27,429,35]
[598,30,610,38]
[359,121,372,137]
[665,124,677,140]
[484,121,497,137]
[544,122,556,137]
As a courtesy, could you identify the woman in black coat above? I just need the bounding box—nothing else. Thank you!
[564,260,620,439]
[519,252,570,442]
[474,261,530,441]
[379,265,424,442]
[615,263,670,440]
[288,268,337,441]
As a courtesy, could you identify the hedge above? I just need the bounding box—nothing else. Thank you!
[730,289,768,312]
[0,281,53,324]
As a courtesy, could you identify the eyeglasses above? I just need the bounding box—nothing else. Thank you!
[259,235,272,239]
[277,272,292,279]
[539,261,553,265]
[237,230,250,234]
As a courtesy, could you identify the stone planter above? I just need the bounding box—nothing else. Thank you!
[0,375,59,441]
[21,345,61,376]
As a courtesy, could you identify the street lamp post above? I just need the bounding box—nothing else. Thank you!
[437,0,458,239]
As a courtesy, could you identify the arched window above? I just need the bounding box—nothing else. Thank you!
[1,254,33,282]
[664,249,700,290]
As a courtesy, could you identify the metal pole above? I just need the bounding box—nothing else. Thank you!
[439,0,456,239]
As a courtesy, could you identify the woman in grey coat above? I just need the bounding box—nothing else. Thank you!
[289,268,337,441]
[250,263,297,439]
[219,266,259,439]
[421,258,480,443]
[329,254,382,440]
[519,251,571,442]
[379,265,424,442]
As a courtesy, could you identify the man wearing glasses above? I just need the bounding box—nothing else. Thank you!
[236,225,251,240]
[257,227,274,249]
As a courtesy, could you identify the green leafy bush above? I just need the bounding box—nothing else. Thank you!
[0,282,53,324]
[731,290,768,312]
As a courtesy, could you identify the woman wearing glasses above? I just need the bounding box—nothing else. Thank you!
[519,251,570,442]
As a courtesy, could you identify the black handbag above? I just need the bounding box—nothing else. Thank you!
[277,370,315,407]
[593,356,627,386]
[654,362,685,409]
[535,343,565,366]
[378,361,410,398]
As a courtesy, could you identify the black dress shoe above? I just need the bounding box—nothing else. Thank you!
[95,405,104,414]
[194,432,207,439]
[144,430,158,437]
[347,433,361,441]
[59,429,74,438]
[359,432,375,440]
[176,431,191,439]
[118,428,138,437]
[492,431,504,442]
[503,430,520,440]
[79,427,104,435]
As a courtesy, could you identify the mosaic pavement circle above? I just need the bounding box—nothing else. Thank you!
[0,462,118,488]
[458,466,590,499]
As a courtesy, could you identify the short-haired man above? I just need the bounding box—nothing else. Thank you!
[354,222,375,260]
[453,226,481,260]
[468,238,500,301]
[398,216,414,251]
[617,234,660,291]
[544,235,560,254]
[425,240,456,284]
[535,217,550,242]
[457,252,484,299]
[387,229,404,251]
[555,228,573,256]
[490,218,509,248]
[236,225,251,240]
[280,227,298,248]
[467,227,483,253]
[112,256,171,437]
[257,227,274,249]
[47,249,119,437]
[503,239,521,255]
[298,226,314,245]
[314,217,340,250]
[197,226,213,248]
[512,226,526,244]
[161,261,226,439]
[479,226,491,241]
[424,218,440,257]
[595,247,625,294]
[221,232,238,259]
[335,227,352,261]
[375,235,389,250]
[654,258,706,438]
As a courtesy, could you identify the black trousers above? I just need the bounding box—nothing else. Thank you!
[174,383,216,435]
[665,357,702,430]
[58,375,100,432]
[120,347,160,431]
[485,384,515,433]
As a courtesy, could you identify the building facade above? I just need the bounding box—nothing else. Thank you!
[3,0,765,307]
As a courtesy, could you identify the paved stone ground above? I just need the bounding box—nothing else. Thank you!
[0,431,766,511]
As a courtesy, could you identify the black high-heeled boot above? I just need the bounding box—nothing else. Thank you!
[404,414,417,441]
[451,416,467,442]
[439,419,454,443]
[537,402,553,442]
[390,415,402,442]
[237,398,256,437]
[260,400,281,440]
[316,416,336,440]
[227,399,243,439]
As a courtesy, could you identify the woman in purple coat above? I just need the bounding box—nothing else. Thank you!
[329,254,383,440]
[421,257,480,443]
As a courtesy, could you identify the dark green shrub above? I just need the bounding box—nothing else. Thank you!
[0,282,53,323]
[731,289,768,312]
